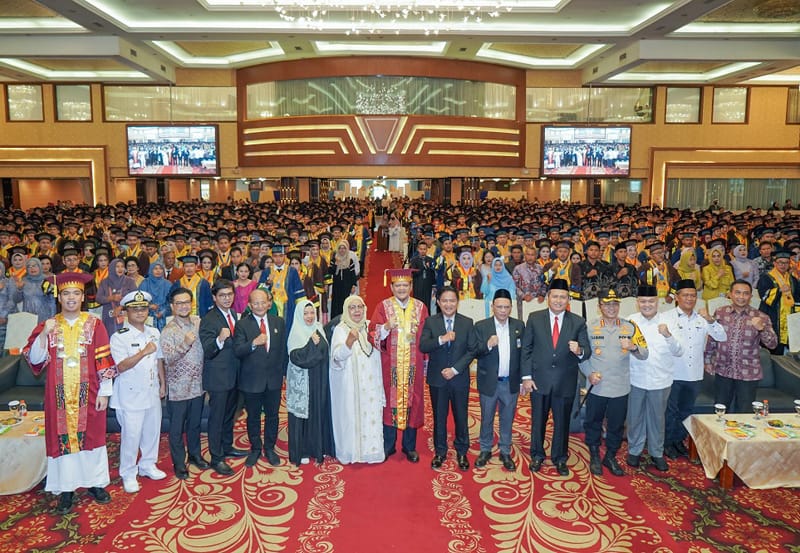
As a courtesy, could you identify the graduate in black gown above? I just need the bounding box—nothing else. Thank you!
[410,239,436,313]
[327,240,358,319]
[286,299,335,465]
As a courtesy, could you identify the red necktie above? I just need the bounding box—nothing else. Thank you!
[227,313,235,335]
[552,316,560,348]
[260,318,269,352]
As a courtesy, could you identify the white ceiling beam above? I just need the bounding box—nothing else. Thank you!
[0,36,176,82]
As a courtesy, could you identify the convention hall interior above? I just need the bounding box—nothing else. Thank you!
[0,0,798,210]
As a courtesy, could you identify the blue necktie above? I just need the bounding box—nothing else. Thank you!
[446,318,452,349]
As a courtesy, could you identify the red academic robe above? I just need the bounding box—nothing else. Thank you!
[369,297,429,429]
[23,314,116,458]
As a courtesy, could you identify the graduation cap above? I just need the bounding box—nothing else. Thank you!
[179,254,199,265]
[7,246,28,259]
[383,268,414,286]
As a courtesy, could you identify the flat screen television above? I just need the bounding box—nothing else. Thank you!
[541,126,631,178]
[127,125,219,176]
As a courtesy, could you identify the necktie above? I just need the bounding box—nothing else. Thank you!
[227,313,235,335]
[552,316,560,348]
[446,319,452,349]
[260,318,269,352]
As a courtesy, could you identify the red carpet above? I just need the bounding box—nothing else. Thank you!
[2,244,800,552]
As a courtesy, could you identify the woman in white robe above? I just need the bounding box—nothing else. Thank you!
[329,295,386,464]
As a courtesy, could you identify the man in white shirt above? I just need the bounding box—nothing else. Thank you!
[469,289,526,471]
[627,285,684,471]
[661,279,726,459]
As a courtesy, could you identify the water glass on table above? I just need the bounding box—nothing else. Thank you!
[714,403,726,422]
[752,401,764,420]
[8,400,19,419]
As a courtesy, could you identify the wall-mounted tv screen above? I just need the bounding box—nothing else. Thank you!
[127,125,219,176]
[541,126,631,178]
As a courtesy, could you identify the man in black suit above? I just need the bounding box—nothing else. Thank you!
[521,278,591,476]
[469,288,526,471]
[200,279,248,475]
[420,286,474,471]
[233,288,288,467]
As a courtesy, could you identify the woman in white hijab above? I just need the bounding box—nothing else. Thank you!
[286,299,335,466]
[329,295,386,464]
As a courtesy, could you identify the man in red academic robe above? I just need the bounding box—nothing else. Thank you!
[23,272,117,515]
[369,268,429,462]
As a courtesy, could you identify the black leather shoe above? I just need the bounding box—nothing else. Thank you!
[174,466,189,480]
[245,450,261,467]
[626,454,641,468]
[224,448,249,458]
[402,449,420,463]
[475,451,492,468]
[674,441,689,456]
[211,461,234,476]
[652,456,669,472]
[556,461,570,476]
[499,453,516,471]
[457,455,470,471]
[431,454,444,469]
[385,447,397,458]
[663,444,679,460]
[602,455,625,476]
[264,449,280,466]
[529,457,543,472]
[56,492,74,515]
[589,455,603,476]
[188,456,210,470]
[87,487,111,504]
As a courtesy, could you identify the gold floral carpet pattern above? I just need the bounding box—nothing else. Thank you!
[3,246,799,552]
[2,395,799,553]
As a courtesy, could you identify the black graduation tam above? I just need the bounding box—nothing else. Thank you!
[179,254,199,264]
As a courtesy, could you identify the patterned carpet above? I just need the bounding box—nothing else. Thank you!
[2,246,799,552]
[2,391,799,553]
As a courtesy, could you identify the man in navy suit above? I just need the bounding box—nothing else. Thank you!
[199,279,248,476]
[420,286,474,471]
[521,278,591,476]
[233,288,288,467]
[469,288,526,471]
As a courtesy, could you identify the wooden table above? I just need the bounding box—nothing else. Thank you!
[0,411,46,495]
[684,414,800,490]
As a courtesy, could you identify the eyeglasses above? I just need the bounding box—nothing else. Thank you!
[216,292,234,298]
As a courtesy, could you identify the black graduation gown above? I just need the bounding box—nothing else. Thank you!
[410,254,436,307]
[328,261,358,319]
[287,337,335,465]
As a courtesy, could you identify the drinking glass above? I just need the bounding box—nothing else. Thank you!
[794,399,800,417]
[8,400,19,419]
[714,403,726,422]
[752,401,764,420]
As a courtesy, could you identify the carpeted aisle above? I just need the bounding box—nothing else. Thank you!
[2,243,800,552]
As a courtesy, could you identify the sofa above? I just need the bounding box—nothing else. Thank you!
[695,348,800,414]
[0,354,211,433]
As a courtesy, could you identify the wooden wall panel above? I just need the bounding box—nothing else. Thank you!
[240,115,522,167]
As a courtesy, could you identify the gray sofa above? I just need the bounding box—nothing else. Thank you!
[695,349,800,414]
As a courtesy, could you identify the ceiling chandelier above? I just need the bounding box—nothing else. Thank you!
[752,0,800,18]
[270,1,513,35]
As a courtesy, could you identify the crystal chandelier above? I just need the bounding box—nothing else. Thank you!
[355,81,407,114]
[753,0,800,18]
[271,0,513,35]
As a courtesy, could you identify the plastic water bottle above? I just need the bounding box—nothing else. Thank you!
[763,400,769,417]
[19,400,27,417]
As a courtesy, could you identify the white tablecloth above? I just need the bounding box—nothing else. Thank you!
[0,411,47,495]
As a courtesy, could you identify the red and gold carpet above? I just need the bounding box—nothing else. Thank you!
[3,245,799,552]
